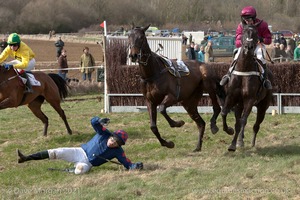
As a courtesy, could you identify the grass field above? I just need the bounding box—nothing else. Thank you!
[0,93,300,199]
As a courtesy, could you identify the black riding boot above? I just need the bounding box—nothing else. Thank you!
[220,71,231,86]
[262,64,272,90]
[17,149,49,163]
[20,73,33,93]
[220,59,237,86]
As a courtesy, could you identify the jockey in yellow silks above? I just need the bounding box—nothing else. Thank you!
[0,33,36,93]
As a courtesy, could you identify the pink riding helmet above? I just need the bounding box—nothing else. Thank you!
[240,6,257,18]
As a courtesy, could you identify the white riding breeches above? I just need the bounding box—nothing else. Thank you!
[7,58,36,71]
[48,147,92,175]
[234,45,267,64]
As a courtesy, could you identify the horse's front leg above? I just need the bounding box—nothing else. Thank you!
[221,106,234,136]
[230,104,252,151]
[148,102,175,148]
[158,95,184,128]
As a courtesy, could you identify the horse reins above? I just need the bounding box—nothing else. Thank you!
[0,74,19,87]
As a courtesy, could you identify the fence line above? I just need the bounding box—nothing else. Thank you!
[106,93,300,114]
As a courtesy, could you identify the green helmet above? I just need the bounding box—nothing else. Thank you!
[7,33,21,45]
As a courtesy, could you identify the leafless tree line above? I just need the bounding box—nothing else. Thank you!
[0,0,299,34]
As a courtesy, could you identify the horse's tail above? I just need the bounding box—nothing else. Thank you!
[48,73,69,99]
[215,79,226,106]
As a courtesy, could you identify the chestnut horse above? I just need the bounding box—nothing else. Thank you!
[221,24,273,151]
[128,25,227,152]
[0,65,72,136]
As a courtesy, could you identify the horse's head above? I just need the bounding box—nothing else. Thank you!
[242,25,258,55]
[128,24,151,62]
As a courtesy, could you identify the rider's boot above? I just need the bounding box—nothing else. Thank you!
[17,149,49,163]
[20,72,33,93]
[220,59,237,86]
[262,63,272,90]
[220,71,231,86]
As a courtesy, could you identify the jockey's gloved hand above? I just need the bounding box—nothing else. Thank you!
[98,118,110,126]
[258,37,264,43]
[130,162,143,170]
[3,64,13,70]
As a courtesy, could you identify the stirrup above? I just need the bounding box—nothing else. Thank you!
[24,87,33,93]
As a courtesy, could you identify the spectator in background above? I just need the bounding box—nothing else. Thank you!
[186,42,195,60]
[279,34,287,50]
[288,34,297,53]
[58,49,68,80]
[278,44,287,62]
[204,40,213,63]
[294,41,300,61]
[197,45,205,62]
[200,36,208,46]
[182,35,188,45]
[80,46,96,81]
[194,44,199,58]
[285,45,294,62]
[189,33,193,45]
[55,36,64,59]
[0,38,8,52]
[273,33,280,44]
[271,43,281,63]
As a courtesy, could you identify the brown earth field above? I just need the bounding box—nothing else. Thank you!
[23,39,104,81]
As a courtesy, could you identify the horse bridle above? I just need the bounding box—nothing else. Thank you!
[129,31,151,65]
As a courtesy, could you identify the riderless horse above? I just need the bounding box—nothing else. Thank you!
[128,24,227,151]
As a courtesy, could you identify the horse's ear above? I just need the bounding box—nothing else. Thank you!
[131,22,135,30]
[143,24,151,32]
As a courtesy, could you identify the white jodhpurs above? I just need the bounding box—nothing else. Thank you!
[234,45,266,63]
[230,45,267,72]
[48,147,92,175]
[7,58,36,71]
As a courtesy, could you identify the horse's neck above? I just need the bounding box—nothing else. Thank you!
[237,49,256,71]
[139,52,163,80]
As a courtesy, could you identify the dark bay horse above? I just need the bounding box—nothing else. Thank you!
[221,24,273,151]
[128,25,226,151]
[0,65,72,136]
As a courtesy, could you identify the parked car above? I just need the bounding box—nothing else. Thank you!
[278,30,294,38]
[210,36,236,58]
[160,30,170,37]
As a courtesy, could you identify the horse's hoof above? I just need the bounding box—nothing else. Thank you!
[193,148,201,152]
[170,120,185,128]
[228,144,236,152]
[226,127,234,135]
[164,141,175,148]
[211,125,219,134]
